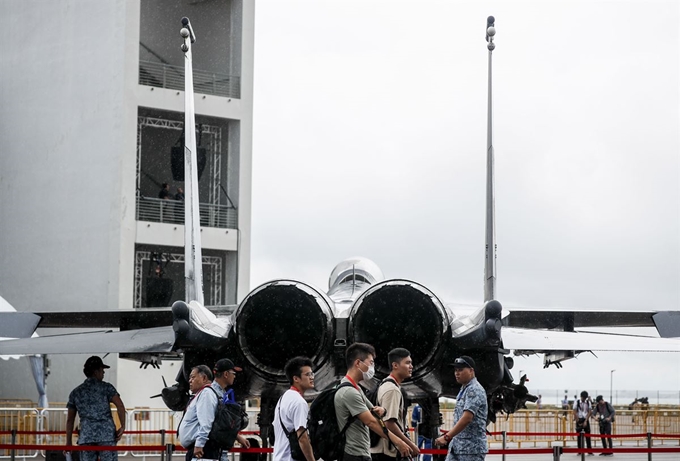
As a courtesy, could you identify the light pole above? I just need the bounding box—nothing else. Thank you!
[610,369,616,404]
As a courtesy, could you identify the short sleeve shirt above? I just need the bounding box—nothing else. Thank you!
[334,378,374,457]
[67,378,119,444]
[274,389,309,461]
[573,400,591,419]
[449,378,488,455]
[371,379,404,457]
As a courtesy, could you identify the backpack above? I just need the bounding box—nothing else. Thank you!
[606,402,616,423]
[208,387,246,450]
[307,382,356,461]
[366,377,398,448]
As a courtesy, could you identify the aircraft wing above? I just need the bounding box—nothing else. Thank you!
[503,327,680,352]
[0,309,173,337]
[0,326,176,355]
[502,308,680,336]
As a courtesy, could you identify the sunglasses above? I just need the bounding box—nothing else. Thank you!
[454,358,473,368]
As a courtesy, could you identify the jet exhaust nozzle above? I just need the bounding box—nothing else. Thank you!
[235,281,334,379]
[348,280,449,379]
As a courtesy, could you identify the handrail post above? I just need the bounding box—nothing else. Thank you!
[160,429,166,461]
[10,429,16,461]
[580,429,585,461]
[501,430,506,461]
[552,446,562,461]
[646,432,652,461]
[165,443,174,461]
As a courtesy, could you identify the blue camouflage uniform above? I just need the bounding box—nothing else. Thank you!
[446,377,488,461]
[67,377,120,461]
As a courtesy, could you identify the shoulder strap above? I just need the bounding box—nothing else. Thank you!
[337,382,358,438]
[373,378,400,451]
[208,386,221,402]
[277,392,307,437]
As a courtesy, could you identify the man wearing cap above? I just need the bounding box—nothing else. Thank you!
[435,356,488,461]
[212,359,250,453]
[592,395,615,456]
[65,356,126,461]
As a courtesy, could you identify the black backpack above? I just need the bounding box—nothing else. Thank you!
[366,377,398,448]
[308,382,356,461]
[208,387,246,450]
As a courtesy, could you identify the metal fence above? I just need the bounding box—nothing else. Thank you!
[3,406,679,458]
[0,407,261,459]
[136,197,237,229]
[139,60,241,99]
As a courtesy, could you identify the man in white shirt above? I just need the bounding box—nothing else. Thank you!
[573,391,594,455]
[273,357,316,461]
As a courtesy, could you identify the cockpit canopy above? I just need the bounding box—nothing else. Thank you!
[328,257,384,291]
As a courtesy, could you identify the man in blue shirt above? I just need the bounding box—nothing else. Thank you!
[435,356,488,461]
[179,365,220,461]
[65,356,126,461]
[212,358,250,457]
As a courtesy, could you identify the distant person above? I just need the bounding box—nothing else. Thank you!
[65,356,126,461]
[435,356,488,461]
[334,342,411,461]
[592,395,615,456]
[178,365,220,461]
[573,391,593,456]
[536,395,542,410]
[562,395,569,417]
[370,348,420,461]
[273,356,316,461]
[171,186,184,223]
[411,404,431,461]
[159,183,171,199]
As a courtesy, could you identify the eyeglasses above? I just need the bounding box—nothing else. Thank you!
[454,358,473,369]
[303,372,315,378]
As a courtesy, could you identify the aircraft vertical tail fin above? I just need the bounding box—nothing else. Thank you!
[181,17,204,306]
[484,16,497,303]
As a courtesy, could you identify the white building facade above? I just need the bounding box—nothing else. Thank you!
[0,0,254,407]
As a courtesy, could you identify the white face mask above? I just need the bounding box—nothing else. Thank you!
[360,361,375,381]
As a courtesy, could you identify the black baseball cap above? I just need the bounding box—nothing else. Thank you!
[84,356,110,370]
[453,356,475,369]
[214,358,242,372]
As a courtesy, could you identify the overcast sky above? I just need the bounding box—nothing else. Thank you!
[250,0,679,400]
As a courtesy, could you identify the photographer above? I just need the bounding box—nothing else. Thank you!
[592,396,615,456]
[573,391,593,455]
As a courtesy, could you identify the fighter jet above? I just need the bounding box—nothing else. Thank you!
[1,16,679,442]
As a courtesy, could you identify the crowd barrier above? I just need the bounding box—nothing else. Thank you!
[1,429,680,461]
[2,406,680,460]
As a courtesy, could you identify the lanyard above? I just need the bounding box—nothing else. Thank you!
[345,375,359,390]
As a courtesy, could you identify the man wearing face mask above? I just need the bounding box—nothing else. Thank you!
[334,342,411,461]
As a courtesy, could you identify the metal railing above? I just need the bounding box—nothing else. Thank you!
[136,197,237,229]
[139,60,241,99]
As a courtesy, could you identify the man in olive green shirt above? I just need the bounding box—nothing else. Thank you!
[335,343,411,461]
